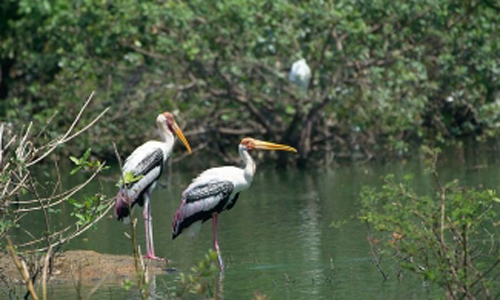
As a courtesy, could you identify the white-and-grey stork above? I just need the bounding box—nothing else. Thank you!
[114,111,191,260]
[172,137,297,270]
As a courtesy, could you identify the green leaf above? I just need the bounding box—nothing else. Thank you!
[70,166,81,175]
[70,156,80,165]
[117,172,144,187]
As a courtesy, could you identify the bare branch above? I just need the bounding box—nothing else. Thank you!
[42,245,52,300]
[26,92,110,167]
[6,237,40,300]
[14,163,107,213]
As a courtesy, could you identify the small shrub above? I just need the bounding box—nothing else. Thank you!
[359,147,500,299]
[176,249,219,299]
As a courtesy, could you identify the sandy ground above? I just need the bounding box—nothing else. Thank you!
[0,250,170,285]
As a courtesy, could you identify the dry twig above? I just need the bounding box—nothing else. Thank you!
[6,237,40,300]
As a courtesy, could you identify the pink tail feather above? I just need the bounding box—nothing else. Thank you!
[172,202,186,239]
[172,208,182,239]
[114,189,131,222]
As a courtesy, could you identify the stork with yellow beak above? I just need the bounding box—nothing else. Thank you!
[172,137,297,271]
[115,111,191,260]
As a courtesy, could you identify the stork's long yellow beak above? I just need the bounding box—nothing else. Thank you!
[173,123,192,154]
[253,139,297,153]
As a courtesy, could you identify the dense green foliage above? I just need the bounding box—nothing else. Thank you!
[1,0,500,166]
[358,148,500,299]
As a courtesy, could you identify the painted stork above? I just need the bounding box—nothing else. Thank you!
[114,111,191,260]
[172,137,297,270]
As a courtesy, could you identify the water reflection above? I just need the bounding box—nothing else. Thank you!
[217,271,225,300]
[146,274,156,299]
[298,173,322,298]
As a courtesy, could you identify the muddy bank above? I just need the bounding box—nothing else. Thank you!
[0,250,170,285]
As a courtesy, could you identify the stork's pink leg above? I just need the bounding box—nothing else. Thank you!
[212,213,225,271]
[143,194,162,260]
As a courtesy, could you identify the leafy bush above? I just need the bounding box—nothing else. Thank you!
[359,147,500,299]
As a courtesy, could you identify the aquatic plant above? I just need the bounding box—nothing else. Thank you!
[176,249,219,299]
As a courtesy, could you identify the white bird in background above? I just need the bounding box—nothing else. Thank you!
[114,111,192,260]
[289,58,311,92]
[172,137,297,271]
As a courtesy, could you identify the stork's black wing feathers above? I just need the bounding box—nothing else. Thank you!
[172,180,234,239]
[184,181,234,203]
[225,192,240,211]
[122,148,164,191]
[115,148,164,221]
[133,148,164,177]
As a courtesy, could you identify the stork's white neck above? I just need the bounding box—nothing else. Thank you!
[157,121,175,154]
[239,145,256,184]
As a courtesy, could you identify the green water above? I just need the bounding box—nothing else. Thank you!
[15,141,500,299]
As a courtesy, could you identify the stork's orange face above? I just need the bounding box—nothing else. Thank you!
[163,112,175,125]
[240,137,297,153]
[162,111,192,153]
